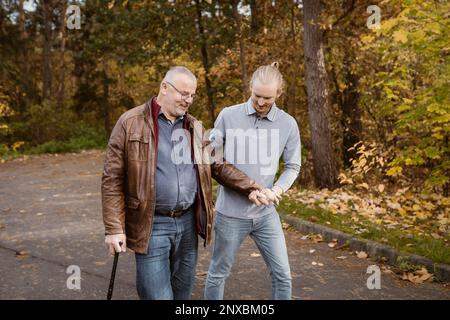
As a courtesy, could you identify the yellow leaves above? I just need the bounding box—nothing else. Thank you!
[357,183,369,190]
[397,208,408,216]
[393,29,408,43]
[0,102,14,117]
[338,173,353,185]
[360,35,375,44]
[107,1,114,9]
[11,141,25,152]
[415,211,432,220]
[285,185,449,239]
[381,18,399,32]
[437,214,448,226]
[387,166,403,177]
[402,98,413,105]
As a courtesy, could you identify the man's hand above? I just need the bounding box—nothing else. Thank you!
[105,234,126,255]
[262,187,282,205]
[248,190,270,206]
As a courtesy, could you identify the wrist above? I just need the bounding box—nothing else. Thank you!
[272,185,283,196]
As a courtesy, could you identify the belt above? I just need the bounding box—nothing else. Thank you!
[155,207,190,218]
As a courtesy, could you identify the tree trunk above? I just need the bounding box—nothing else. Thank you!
[57,1,67,109]
[0,0,6,36]
[286,2,299,117]
[17,0,31,110]
[195,0,216,123]
[249,0,259,36]
[341,55,362,168]
[302,0,338,189]
[102,60,111,135]
[232,0,248,98]
[42,1,53,101]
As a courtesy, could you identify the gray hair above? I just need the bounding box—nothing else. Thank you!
[163,66,197,83]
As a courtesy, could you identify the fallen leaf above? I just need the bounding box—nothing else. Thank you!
[401,267,433,284]
[250,252,261,257]
[196,271,207,277]
[356,251,368,259]
[336,256,347,260]
[15,250,30,258]
[328,242,337,248]
[311,261,317,266]
[310,234,323,243]
[357,183,369,190]
[309,249,316,254]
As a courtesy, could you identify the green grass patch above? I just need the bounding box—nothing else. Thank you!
[279,198,450,265]
[1,126,107,160]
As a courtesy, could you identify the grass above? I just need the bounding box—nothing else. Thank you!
[1,128,107,160]
[278,197,450,265]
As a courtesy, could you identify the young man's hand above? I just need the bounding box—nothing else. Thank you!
[248,190,270,206]
[262,187,283,205]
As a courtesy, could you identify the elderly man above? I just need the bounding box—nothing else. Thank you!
[102,66,268,300]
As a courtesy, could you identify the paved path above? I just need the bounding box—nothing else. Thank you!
[0,150,448,300]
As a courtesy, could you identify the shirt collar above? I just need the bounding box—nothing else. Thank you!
[158,109,184,123]
[245,98,278,122]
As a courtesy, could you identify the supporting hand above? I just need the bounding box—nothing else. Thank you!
[105,234,126,255]
[248,189,270,206]
[262,187,283,205]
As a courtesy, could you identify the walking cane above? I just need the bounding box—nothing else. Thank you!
[107,241,123,300]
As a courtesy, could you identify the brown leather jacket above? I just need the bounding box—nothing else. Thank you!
[102,99,261,254]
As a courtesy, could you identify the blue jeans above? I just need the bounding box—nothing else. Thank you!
[135,208,198,300]
[204,211,292,300]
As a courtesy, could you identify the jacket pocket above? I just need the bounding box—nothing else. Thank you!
[128,133,149,161]
[126,195,140,210]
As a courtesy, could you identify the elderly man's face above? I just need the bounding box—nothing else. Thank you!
[162,74,197,119]
[250,79,279,116]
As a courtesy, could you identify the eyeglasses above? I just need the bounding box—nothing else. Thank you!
[165,81,197,101]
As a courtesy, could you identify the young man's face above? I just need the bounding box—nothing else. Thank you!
[250,79,280,116]
[162,74,197,119]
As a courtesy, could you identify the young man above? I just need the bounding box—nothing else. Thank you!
[204,62,301,300]
[102,66,269,300]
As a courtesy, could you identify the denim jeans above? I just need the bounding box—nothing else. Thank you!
[135,208,198,300]
[204,211,292,300]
